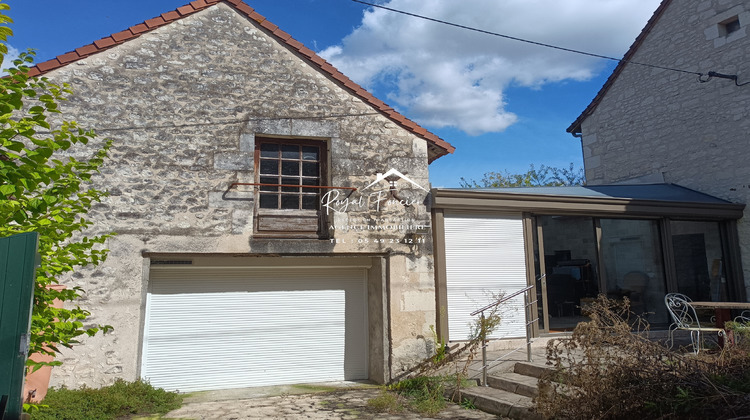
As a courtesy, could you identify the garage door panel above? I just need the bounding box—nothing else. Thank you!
[141,267,367,392]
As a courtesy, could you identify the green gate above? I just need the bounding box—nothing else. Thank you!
[0,232,39,420]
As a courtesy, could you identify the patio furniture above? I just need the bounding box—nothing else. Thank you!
[735,310,750,323]
[665,293,726,354]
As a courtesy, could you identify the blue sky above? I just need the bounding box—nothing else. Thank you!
[4,0,661,187]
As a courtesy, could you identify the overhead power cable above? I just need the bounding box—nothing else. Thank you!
[350,0,734,82]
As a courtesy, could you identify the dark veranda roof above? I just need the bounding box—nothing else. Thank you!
[465,183,731,204]
[432,183,745,220]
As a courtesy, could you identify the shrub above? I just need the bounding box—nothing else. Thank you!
[32,379,182,420]
[366,389,405,413]
[536,296,750,419]
[390,376,447,416]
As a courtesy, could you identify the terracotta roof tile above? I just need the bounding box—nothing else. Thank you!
[57,51,80,64]
[111,30,134,42]
[75,44,98,56]
[161,11,181,22]
[309,54,325,66]
[144,16,166,28]
[176,5,195,16]
[129,23,149,34]
[297,46,315,59]
[29,0,455,158]
[235,3,254,15]
[36,59,61,72]
[247,11,265,23]
[319,62,336,74]
[342,78,358,91]
[93,37,116,49]
[259,19,279,32]
[273,29,292,41]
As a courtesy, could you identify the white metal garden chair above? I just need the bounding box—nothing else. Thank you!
[734,310,750,323]
[665,293,726,354]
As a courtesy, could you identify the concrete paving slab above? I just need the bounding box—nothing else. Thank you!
[160,383,506,420]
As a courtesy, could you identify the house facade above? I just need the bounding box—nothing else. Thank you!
[568,0,750,298]
[38,0,453,391]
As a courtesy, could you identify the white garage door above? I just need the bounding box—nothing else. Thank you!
[444,213,528,341]
[141,266,368,392]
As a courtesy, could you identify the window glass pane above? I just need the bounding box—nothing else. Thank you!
[281,160,299,176]
[302,146,319,161]
[302,178,318,193]
[259,159,278,175]
[671,221,726,301]
[259,176,279,192]
[259,193,278,209]
[538,216,599,331]
[302,195,319,210]
[302,161,319,177]
[280,194,299,209]
[259,143,279,158]
[281,177,300,192]
[281,144,300,160]
[600,219,667,324]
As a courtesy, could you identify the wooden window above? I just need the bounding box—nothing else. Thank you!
[254,137,327,237]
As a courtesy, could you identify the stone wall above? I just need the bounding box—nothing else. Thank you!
[45,3,437,388]
[579,0,750,295]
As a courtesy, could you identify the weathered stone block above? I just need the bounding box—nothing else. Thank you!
[214,152,251,170]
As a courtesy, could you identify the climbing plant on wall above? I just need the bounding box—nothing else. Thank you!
[0,1,113,372]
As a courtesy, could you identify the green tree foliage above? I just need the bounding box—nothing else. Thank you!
[0,4,112,372]
[459,163,585,188]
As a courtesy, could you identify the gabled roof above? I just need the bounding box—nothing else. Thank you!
[29,0,455,161]
[566,0,672,135]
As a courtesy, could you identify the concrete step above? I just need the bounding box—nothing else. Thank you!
[513,361,556,379]
[452,385,541,420]
[487,372,540,398]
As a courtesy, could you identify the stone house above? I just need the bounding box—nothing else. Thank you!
[426,0,748,342]
[567,0,750,301]
[35,0,454,392]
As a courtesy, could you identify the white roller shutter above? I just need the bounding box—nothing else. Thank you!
[444,213,528,340]
[141,266,368,392]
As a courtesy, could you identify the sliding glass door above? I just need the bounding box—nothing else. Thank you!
[599,219,668,324]
[536,216,600,331]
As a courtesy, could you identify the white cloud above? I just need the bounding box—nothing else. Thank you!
[1,45,20,73]
[320,0,662,135]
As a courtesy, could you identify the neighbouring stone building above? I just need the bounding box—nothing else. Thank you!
[34,0,454,391]
[568,0,750,298]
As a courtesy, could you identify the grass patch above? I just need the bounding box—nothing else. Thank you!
[32,379,182,420]
[290,384,341,393]
[390,376,448,416]
[366,389,405,413]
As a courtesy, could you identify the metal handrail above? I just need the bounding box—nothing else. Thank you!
[470,283,538,386]
[471,284,535,316]
[229,182,358,191]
